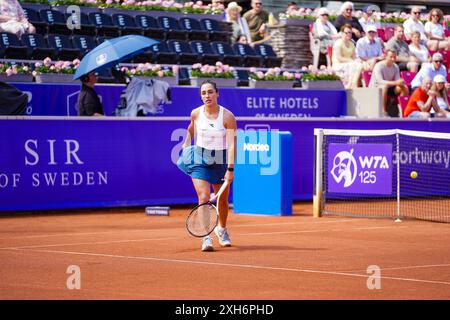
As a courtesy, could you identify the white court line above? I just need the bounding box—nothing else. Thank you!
[338,264,450,274]
[8,247,450,286]
[0,237,178,250]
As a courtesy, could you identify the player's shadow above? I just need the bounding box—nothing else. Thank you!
[229,245,327,252]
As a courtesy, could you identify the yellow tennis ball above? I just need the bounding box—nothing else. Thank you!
[410,171,418,179]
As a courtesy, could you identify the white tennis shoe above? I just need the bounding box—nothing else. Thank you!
[214,226,232,247]
[201,235,214,252]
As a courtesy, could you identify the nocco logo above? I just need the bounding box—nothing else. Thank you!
[331,148,390,188]
[243,143,270,152]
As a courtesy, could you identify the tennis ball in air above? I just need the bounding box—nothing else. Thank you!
[410,171,418,179]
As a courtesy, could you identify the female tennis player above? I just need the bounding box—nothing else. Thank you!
[177,80,237,252]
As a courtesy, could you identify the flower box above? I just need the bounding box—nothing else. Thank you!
[0,74,33,83]
[302,80,344,90]
[35,73,77,84]
[136,76,178,86]
[249,78,295,89]
[190,77,237,88]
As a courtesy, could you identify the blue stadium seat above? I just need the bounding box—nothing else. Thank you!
[88,12,120,37]
[135,15,165,40]
[22,8,48,35]
[72,35,96,57]
[0,32,28,59]
[190,40,221,65]
[166,39,199,65]
[232,43,264,67]
[65,11,97,36]
[21,33,56,60]
[40,9,71,35]
[200,18,229,43]
[47,34,81,60]
[179,17,209,41]
[149,41,177,64]
[253,44,282,68]
[111,13,142,36]
[211,41,242,66]
[157,16,187,40]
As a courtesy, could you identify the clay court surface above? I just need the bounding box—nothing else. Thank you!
[0,202,449,300]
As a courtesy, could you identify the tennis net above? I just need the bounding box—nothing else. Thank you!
[313,129,450,223]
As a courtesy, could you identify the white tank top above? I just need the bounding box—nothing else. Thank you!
[196,105,227,150]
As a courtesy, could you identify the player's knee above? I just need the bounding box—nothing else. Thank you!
[198,192,210,203]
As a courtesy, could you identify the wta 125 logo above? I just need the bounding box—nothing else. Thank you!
[328,144,392,195]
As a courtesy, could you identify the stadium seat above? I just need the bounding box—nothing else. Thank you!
[88,12,120,37]
[376,28,386,42]
[179,17,209,41]
[444,29,450,37]
[65,11,97,36]
[22,8,48,35]
[131,49,153,63]
[47,34,81,60]
[362,70,372,87]
[0,32,28,59]
[383,26,395,41]
[149,41,177,64]
[235,69,249,87]
[21,33,56,60]
[447,72,450,83]
[398,95,410,118]
[111,13,142,36]
[190,40,221,65]
[232,43,263,67]
[200,18,229,43]
[400,71,417,87]
[442,50,450,69]
[40,9,71,35]
[157,16,187,41]
[253,44,282,68]
[72,35,97,57]
[211,41,242,66]
[166,39,199,65]
[135,15,165,40]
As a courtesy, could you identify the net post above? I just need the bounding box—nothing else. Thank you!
[395,130,402,223]
[313,129,324,218]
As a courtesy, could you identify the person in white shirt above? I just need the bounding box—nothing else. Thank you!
[424,8,450,51]
[403,6,427,43]
[409,31,430,63]
[428,74,450,118]
[410,52,448,90]
[358,5,381,34]
[313,7,339,54]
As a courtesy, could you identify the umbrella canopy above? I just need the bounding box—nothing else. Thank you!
[73,35,159,80]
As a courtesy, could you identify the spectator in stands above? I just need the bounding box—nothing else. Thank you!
[226,1,251,44]
[424,8,450,51]
[369,49,409,117]
[404,76,434,119]
[408,31,430,64]
[355,24,384,72]
[428,74,450,117]
[313,7,339,58]
[410,52,448,91]
[0,0,36,37]
[77,72,104,117]
[403,6,427,43]
[211,0,226,10]
[286,2,299,14]
[334,1,364,42]
[358,5,381,33]
[385,25,420,72]
[243,0,270,43]
[332,24,363,89]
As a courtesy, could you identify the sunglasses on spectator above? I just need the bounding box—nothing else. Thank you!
[413,12,421,15]
[321,14,329,16]
[431,14,439,17]
[345,8,353,11]
[254,2,263,5]
[433,60,442,63]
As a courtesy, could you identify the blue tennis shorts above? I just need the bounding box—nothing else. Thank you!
[177,145,228,184]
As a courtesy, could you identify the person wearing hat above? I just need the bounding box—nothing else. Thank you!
[77,71,104,116]
[410,52,448,91]
[334,1,364,42]
[355,24,384,72]
[385,25,420,72]
[225,1,251,44]
[312,7,339,66]
[358,5,380,34]
[428,74,450,118]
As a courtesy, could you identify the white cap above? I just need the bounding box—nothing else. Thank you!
[432,52,443,61]
[433,74,446,83]
[317,8,329,16]
[366,25,377,33]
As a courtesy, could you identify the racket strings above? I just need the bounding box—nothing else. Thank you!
[187,203,217,237]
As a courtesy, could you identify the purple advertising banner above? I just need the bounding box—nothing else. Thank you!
[327,144,392,195]
[12,83,346,118]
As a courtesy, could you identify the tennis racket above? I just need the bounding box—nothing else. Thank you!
[186,179,230,238]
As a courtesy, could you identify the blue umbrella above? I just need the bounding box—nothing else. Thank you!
[73,35,159,80]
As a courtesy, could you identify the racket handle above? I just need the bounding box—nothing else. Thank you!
[210,179,230,202]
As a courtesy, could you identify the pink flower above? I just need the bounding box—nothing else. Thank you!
[43,57,52,67]
[6,67,14,76]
